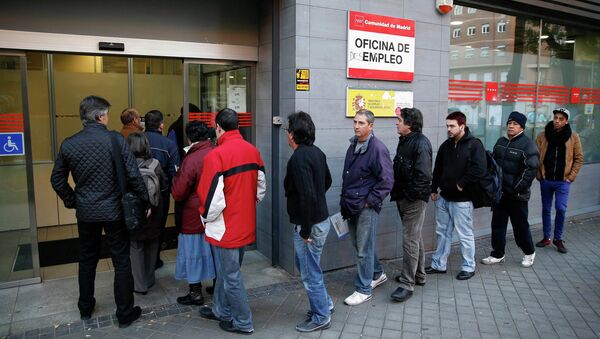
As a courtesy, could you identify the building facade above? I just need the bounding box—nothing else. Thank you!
[0,0,598,287]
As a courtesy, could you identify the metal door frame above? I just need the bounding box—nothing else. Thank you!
[0,50,41,289]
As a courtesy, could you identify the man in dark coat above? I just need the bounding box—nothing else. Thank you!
[51,95,147,328]
[481,111,539,267]
[284,111,333,332]
[341,109,394,306]
[428,111,486,281]
[390,107,432,302]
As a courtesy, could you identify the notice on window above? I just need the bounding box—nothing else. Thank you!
[227,85,246,112]
[346,88,413,117]
[296,69,310,91]
[347,11,415,82]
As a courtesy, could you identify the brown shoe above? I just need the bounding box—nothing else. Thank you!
[536,238,551,247]
[553,239,568,253]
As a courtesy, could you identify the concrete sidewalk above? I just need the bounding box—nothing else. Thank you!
[2,213,600,338]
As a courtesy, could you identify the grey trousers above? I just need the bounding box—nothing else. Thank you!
[130,238,159,292]
[396,199,427,291]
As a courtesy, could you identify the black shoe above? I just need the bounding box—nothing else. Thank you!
[394,275,426,286]
[205,285,214,295]
[425,266,447,274]
[118,306,142,328]
[199,306,221,321]
[133,290,148,295]
[155,259,164,269]
[456,271,475,280]
[80,298,95,320]
[219,320,253,335]
[177,284,204,306]
[307,306,335,319]
[391,287,413,302]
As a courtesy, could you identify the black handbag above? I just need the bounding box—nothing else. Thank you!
[110,132,147,232]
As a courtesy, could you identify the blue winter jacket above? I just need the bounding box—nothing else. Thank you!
[340,134,394,219]
[144,129,181,190]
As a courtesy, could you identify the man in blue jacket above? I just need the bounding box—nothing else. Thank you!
[341,109,394,306]
[144,110,180,267]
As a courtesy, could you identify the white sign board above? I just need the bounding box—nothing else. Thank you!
[347,11,416,82]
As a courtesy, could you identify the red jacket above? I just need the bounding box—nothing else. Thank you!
[171,140,215,234]
[197,130,266,248]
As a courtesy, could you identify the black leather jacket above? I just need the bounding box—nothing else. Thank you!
[493,132,539,201]
[51,123,148,222]
[391,132,433,203]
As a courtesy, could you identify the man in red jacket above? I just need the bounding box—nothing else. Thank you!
[197,108,266,335]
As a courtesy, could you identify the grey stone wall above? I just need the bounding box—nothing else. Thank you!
[273,0,451,273]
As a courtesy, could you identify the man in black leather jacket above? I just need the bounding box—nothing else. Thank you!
[51,95,148,328]
[481,111,539,268]
[389,107,432,302]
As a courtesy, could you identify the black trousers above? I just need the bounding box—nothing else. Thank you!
[490,197,535,258]
[77,219,135,322]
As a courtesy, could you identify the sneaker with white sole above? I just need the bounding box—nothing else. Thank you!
[521,252,535,268]
[481,256,505,265]
[344,291,372,306]
[370,272,388,289]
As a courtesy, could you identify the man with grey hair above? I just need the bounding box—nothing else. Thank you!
[341,109,394,306]
[51,95,148,328]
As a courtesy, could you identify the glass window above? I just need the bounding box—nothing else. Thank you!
[467,26,476,36]
[482,24,490,34]
[453,28,461,38]
[480,47,490,58]
[451,51,459,60]
[497,22,507,33]
[449,5,600,164]
[468,8,477,14]
[454,5,463,15]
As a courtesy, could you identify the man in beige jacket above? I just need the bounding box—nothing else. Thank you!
[535,107,584,253]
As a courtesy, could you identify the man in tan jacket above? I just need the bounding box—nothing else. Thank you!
[120,108,143,138]
[535,107,584,253]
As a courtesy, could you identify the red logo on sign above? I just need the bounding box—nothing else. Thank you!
[486,82,498,102]
[571,88,580,104]
[354,15,364,27]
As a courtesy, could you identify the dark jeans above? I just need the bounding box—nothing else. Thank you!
[396,199,427,291]
[490,197,535,258]
[77,219,135,323]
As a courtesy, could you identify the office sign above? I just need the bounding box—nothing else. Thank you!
[347,88,413,117]
[347,11,415,82]
[0,132,25,156]
[295,69,310,91]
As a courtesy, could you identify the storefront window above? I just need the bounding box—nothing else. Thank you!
[449,6,600,163]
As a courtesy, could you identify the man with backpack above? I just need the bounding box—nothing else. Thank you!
[481,111,539,267]
[428,111,486,281]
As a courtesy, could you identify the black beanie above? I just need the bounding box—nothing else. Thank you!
[507,111,527,129]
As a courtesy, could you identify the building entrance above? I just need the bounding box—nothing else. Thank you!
[1,51,255,287]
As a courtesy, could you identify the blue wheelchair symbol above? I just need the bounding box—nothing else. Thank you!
[0,133,25,156]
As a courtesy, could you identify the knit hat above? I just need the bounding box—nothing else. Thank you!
[507,111,527,129]
[553,107,570,119]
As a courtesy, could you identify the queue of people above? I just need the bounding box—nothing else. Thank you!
[50,95,583,333]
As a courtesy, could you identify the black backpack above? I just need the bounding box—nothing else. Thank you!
[468,139,503,208]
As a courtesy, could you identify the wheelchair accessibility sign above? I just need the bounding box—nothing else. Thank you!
[0,133,25,156]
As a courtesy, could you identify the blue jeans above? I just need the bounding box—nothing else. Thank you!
[347,208,384,294]
[211,246,253,331]
[540,180,571,240]
[294,219,333,325]
[431,196,476,273]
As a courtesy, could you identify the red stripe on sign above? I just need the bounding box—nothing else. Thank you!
[348,68,413,81]
[0,113,24,132]
[349,11,415,37]
[189,112,253,128]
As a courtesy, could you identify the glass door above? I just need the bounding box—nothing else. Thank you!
[0,52,40,287]
[183,61,255,143]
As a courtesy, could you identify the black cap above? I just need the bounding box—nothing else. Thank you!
[507,111,527,129]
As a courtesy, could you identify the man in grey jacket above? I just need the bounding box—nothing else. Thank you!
[51,95,148,328]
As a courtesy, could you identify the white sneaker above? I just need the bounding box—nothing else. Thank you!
[481,256,505,265]
[370,272,388,289]
[344,291,372,306]
[521,253,535,268]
